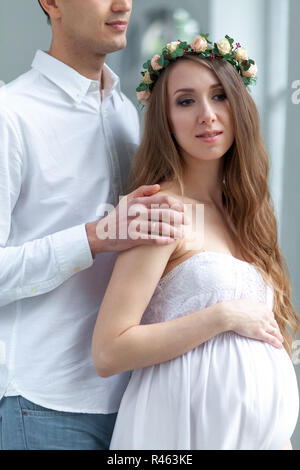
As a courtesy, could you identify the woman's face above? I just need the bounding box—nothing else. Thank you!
[167,59,235,164]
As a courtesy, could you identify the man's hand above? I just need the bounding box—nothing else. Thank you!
[85,184,190,257]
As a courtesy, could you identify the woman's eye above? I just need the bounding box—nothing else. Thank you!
[177,98,194,107]
[213,93,227,101]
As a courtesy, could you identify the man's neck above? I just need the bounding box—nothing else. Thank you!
[48,41,106,82]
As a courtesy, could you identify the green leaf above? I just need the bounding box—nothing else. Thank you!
[136,83,148,92]
[198,33,212,45]
[200,33,210,42]
[157,55,164,66]
[212,43,221,55]
[225,35,234,46]
[242,60,251,71]
[176,48,185,57]
[143,60,151,70]
[249,76,258,85]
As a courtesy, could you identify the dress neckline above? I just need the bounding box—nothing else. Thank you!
[158,250,254,286]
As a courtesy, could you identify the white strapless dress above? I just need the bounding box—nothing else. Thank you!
[110,251,299,450]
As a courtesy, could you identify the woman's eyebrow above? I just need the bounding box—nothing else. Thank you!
[173,83,223,96]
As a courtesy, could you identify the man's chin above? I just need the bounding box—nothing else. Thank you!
[93,37,127,56]
[109,37,127,53]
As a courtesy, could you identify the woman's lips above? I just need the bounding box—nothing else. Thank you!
[196,132,223,143]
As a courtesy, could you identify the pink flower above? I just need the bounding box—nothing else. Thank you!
[137,89,151,105]
[191,35,208,53]
[241,62,258,78]
[151,54,163,71]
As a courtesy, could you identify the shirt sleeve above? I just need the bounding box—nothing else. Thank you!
[0,106,94,308]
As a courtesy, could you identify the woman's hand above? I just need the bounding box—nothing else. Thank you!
[222,298,284,348]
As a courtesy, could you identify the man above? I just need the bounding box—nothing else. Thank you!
[0,0,186,450]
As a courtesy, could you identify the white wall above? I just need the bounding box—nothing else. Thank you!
[281,0,300,447]
[210,0,300,449]
[0,0,51,83]
[209,0,265,115]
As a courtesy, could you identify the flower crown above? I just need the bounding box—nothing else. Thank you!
[136,34,258,105]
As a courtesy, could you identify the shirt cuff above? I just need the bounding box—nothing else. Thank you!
[51,223,94,275]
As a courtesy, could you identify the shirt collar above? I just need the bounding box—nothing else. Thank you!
[31,49,124,105]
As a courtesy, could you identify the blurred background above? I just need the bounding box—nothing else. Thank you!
[0,0,300,449]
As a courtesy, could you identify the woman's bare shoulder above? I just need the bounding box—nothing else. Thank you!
[157,182,201,207]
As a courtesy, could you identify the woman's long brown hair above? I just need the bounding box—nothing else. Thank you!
[127,54,299,360]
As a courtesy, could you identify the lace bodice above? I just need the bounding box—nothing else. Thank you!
[141,251,273,325]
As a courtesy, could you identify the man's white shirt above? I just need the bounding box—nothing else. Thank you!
[0,50,140,413]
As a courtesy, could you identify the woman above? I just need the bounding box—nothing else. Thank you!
[91,34,299,449]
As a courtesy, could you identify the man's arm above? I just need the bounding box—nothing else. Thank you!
[0,225,94,308]
[0,108,94,308]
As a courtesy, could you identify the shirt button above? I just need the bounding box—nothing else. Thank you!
[74,267,81,273]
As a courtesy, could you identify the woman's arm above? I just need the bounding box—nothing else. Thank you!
[92,236,284,377]
[91,239,229,377]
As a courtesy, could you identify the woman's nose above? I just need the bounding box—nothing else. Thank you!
[197,102,217,124]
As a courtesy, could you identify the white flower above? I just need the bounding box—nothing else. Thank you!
[143,71,153,85]
[191,36,208,53]
[167,41,181,54]
[241,62,258,78]
[216,38,231,56]
[234,47,248,62]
